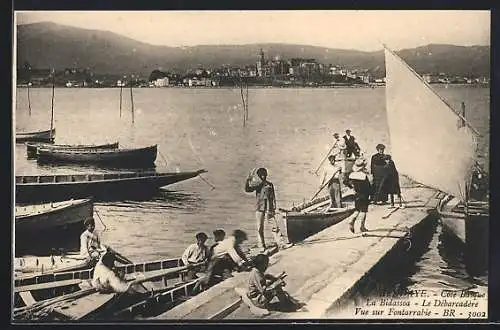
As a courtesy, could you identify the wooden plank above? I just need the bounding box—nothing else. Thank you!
[15,279,82,293]
[19,291,36,306]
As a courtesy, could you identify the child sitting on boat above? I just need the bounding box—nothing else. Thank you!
[79,218,106,261]
[181,232,210,280]
[92,251,141,294]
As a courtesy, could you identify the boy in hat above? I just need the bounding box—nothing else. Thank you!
[245,168,292,251]
[245,253,298,312]
[348,158,372,233]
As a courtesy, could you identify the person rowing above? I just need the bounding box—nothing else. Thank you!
[319,155,343,209]
[193,229,251,293]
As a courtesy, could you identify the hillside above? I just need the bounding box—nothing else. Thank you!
[16,22,490,77]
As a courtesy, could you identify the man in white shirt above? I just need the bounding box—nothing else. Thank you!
[80,219,106,261]
[92,252,142,294]
[332,132,346,159]
[194,230,250,292]
[181,232,209,280]
[320,155,343,209]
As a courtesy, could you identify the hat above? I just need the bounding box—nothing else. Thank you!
[333,132,339,138]
[352,158,367,172]
[376,143,385,151]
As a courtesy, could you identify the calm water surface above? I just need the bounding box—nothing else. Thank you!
[14,86,489,293]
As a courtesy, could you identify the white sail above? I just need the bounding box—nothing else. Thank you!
[384,47,478,201]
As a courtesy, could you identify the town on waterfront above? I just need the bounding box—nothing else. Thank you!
[17,47,490,89]
[13,10,490,323]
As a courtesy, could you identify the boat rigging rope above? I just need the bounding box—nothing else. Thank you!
[94,209,107,232]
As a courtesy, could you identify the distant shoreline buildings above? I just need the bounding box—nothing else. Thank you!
[16,49,490,88]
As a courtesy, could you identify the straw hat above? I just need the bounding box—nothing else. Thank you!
[352,158,367,172]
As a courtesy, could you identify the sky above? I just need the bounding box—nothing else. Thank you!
[15,11,490,51]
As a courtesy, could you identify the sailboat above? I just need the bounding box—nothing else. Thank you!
[383,46,489,273]
[16,81,56,143]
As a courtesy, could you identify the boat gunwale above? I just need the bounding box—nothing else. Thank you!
[15,198,93,219]
[37,144,157,155]
[15,170,205,186]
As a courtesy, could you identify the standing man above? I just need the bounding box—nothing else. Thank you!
[331,132,346,159]
[320,155,343,209]
[245,167,292,252]
[343,129,357,158]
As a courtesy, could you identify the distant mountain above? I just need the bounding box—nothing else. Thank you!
[16,22,490,77]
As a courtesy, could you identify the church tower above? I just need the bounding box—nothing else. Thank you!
[257,48,265,77]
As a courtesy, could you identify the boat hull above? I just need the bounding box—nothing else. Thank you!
[15,199,94,255]
[439,196,489,275]
[15,170,206,203]
[283,207,355,243]
[36,145,157,168]
[16,129,56,143]
[26,142,119,159]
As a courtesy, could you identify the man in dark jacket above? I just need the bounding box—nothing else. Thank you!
[343,130,360,158]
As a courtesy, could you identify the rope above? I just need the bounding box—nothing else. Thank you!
[94,209,107,232]
[158,150,169,168]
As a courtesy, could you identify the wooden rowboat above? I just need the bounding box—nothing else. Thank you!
[26,141,119,159]
[15,199,93,235]
[36,144,157,168]
[15,169,207,203]
[14,254,93,280]
[280,194,355,243]
[16,129,55,143]
[15,199,94,255]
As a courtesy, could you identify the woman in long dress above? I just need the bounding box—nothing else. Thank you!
[380,155,404,208]
[370,143,389,204]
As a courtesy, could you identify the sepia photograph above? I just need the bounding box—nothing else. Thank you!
[12,10,490,322]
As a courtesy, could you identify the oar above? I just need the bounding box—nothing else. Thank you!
[312,144,336,175]
[310,180,330,202]
[14,287,98,318]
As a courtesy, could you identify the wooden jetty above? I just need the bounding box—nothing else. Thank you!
[155,177,440,320]
[15,169,207,203]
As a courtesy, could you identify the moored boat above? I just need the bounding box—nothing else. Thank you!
[15,169,207,203]
[16,129,56,143]
[280,194,355,243]
[15,199,93,235]
[26,141,119,159]
[36,144,158,168]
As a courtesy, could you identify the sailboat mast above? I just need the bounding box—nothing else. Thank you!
[27,82,32,116]
[461,101,466,127]
[50,74,55,140]
[130,84,135,124]
[119,85,123,118]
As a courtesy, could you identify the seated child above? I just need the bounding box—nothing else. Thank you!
[246,254,296,311]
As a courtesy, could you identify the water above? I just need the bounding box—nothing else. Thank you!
[14,85,489,293]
